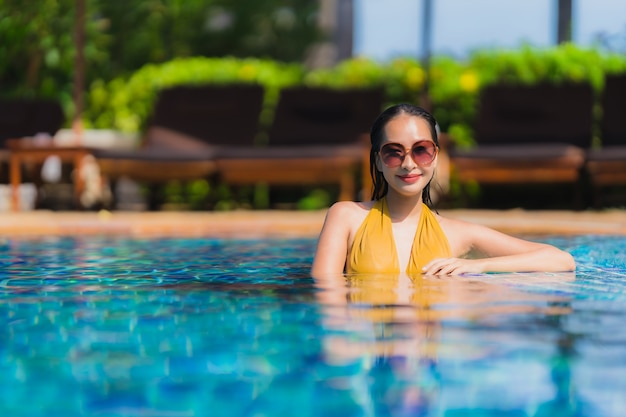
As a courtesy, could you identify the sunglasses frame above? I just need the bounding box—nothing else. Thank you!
[378,140,439,168]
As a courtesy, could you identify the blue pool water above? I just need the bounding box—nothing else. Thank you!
[1,235,625,417]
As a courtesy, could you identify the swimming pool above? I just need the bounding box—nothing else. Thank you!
[1,235,625,417]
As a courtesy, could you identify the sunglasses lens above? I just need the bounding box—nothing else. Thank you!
[380,144,404,167]
[381,142,437,167]
[411,142,437,165]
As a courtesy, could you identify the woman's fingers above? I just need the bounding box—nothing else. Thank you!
[422,258,483,275]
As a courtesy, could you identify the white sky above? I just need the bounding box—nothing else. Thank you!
[354,0,626,61]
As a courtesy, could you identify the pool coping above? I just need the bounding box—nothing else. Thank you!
[1,208,625,238]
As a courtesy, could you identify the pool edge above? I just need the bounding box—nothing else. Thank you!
[1,209,625,238]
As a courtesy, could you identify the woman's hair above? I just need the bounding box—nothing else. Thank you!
[369,103,440,207]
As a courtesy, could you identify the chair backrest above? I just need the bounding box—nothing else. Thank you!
[268,86,385,146]
[0,99,65,147]
[148,84,265,146]
[474,82,594,148]
[600,73,626,147]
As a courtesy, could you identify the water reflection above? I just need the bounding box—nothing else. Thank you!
[316,272,576,346]
[315,272,579,416]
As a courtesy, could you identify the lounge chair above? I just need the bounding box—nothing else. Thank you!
[215,86,385,202]
[586,73,626,207]
[0,99,64,143]
[0,99,65,178]
[0,99,65,210]
[449,82,594,208]
[93,84,265,209]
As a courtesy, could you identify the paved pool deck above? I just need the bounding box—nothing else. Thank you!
[1,208,625,238]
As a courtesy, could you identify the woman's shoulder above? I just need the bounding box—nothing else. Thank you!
[324,200,375,229]
[328,199,375,214]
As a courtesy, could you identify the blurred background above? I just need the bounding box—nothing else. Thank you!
[356,0,625,60]
[1,0,625,211]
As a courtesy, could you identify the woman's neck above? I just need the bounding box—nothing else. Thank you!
[384,191,423,222]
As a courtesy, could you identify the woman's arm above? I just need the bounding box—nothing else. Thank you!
[424,219,576,275]
[311,202,353,278]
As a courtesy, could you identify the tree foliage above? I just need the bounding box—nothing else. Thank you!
[0,0,87,99]
[0,0,322,101]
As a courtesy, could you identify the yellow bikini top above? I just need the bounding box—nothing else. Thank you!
[347,197,451,274]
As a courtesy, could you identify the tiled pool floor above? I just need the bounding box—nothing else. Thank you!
[0,208,624,238]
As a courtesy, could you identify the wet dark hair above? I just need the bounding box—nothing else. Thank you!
[369,103,440,207]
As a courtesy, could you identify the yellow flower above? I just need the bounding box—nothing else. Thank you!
[459,71,479,92]
[238,64,257,81]
[405,67,425,90]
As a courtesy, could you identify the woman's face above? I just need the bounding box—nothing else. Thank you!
[376,114,438,197]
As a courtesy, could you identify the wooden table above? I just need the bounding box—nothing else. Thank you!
[7,138,92,211]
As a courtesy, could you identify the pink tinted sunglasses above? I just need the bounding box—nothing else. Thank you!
[379,140,438,168]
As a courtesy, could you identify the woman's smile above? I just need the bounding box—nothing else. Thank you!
[397,173,422,184]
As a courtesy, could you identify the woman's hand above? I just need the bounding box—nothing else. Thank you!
[422,257,486,275]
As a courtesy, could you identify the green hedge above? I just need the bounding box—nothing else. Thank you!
[430,45,626,147]
[85,44,626,147]
[85,57,305,134]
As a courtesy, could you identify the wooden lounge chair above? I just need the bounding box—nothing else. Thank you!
[93,84,265,209]
[0,99,65,178]
[0,99,64,142]
[586,73,626,207]
[449,82,594,207]
[0,99,65,208]
[215,86,385,202]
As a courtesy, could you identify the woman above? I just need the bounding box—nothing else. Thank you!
[311,103,576,277]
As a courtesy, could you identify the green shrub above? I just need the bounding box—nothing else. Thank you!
[304,56,428,106]
[85,57,305,133]
[433,44,626,145]
[304,57,386,88]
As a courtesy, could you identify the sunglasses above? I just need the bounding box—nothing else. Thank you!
[379,141,438,168]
